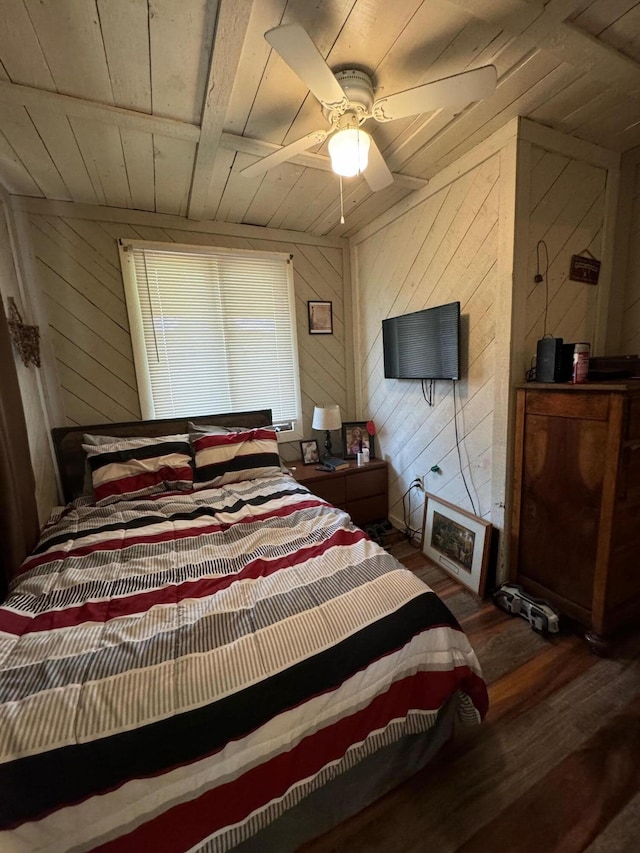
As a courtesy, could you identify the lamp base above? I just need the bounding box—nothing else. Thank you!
[323,431,332,459]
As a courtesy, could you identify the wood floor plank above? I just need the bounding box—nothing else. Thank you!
[458,692,640,853]
[467,616,549,685]
[585,789,640,853]
[487,633,598,724]
[302,533,640,853]
[306,655,640,853]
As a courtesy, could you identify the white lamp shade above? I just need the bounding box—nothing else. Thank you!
[328,129,370,177]
[312,404,342,431]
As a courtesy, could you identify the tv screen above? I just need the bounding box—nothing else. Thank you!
[382,301,460,380]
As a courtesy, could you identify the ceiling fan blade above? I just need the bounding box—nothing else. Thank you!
[240,130,329,179]
[265,24,348,110]
[372,65,497,122]
[364,138,394,192]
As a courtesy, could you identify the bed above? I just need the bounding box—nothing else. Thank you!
[0,409,488,853]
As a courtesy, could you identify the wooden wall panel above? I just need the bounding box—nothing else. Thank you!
[354,153,502,536]
[524,147,607,364]
[25,205,351,462]
[621,161,640,355]
[0,192,58,524]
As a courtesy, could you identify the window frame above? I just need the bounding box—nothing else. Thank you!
[118,239,303,441]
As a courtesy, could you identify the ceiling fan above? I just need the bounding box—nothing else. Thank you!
[241,24,497,192]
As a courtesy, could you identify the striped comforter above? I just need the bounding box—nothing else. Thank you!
[0,474,488,852]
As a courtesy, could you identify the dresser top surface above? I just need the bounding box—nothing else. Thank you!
[288,458,387,484]
[518,381,640,393]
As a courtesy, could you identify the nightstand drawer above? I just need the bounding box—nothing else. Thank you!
[346,466,387,501]
[349,495,387,526]
[309,478,346,506]
[290,459,388,527]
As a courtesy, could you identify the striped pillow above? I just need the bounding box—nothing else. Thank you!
[187,421,252,435]
[83,434,193,505]
[192,428,280,489]
[80,433,134,496]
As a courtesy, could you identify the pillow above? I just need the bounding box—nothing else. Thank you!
[80,433,130,496]
[83,434,193,505]
[192,428,280,489]
[187,421,254,435]
[83,433,124,445]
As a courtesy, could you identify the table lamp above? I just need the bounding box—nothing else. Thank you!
[312,404,342,458]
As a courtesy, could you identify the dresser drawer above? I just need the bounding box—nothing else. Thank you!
[618,441,640,504]
[525,390,609,421]
[345,466,387,501]
[627,395,640,440]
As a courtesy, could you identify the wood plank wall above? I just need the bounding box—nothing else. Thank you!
[524,146,606,365]
[354,153,502,535]
[21,203,351,460]
[621,162,640,355]
[0,193,58,523]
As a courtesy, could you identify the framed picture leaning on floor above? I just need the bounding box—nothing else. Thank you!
[421,494,492,597]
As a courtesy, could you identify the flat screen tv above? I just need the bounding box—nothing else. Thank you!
[382,301,460,380]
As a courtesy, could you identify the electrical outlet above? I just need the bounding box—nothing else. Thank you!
[415,475,425,491]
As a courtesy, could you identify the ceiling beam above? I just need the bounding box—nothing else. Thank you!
[187,0,253,220]
[447,0,640,99]
[220,132,428,191]
[0,79,201,142]
[0,76,426,196]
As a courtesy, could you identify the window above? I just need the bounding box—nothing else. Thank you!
[119,240,302,438]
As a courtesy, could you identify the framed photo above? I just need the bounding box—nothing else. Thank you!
[421,493,492,597]
[342,421,375,459]
[308,301,333,335]
[300,439,320,465]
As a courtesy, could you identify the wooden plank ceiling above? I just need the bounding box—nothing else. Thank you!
[1,0,640,238]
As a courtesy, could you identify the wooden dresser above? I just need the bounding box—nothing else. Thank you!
[290,459,388,527]
[510,382,640,650]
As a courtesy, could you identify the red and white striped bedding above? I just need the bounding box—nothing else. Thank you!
[0,473,488,852]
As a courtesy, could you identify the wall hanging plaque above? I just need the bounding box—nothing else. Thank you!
[569,251,600,285]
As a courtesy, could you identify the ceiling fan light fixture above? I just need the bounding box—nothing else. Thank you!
[328,128,370,177]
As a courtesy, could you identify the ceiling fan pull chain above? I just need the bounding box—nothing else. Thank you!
[339,175,345,225]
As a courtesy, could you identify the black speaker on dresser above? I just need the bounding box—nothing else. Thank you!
[536,337,563,382]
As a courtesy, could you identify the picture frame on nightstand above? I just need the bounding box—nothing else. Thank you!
[342,422,375,459]
[300,439,320,465]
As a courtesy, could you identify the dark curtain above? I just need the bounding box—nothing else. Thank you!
[0,295,39,600]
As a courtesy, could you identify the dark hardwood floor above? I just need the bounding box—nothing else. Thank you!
[303,533,640,853]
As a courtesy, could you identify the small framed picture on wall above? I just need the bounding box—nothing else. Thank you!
[308,301,333,335]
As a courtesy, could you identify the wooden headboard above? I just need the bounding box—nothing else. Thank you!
[52,409,273,504]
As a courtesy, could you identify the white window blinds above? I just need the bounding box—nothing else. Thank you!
[119,241,301,430]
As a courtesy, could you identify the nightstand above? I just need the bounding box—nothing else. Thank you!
[290,459,388,527]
